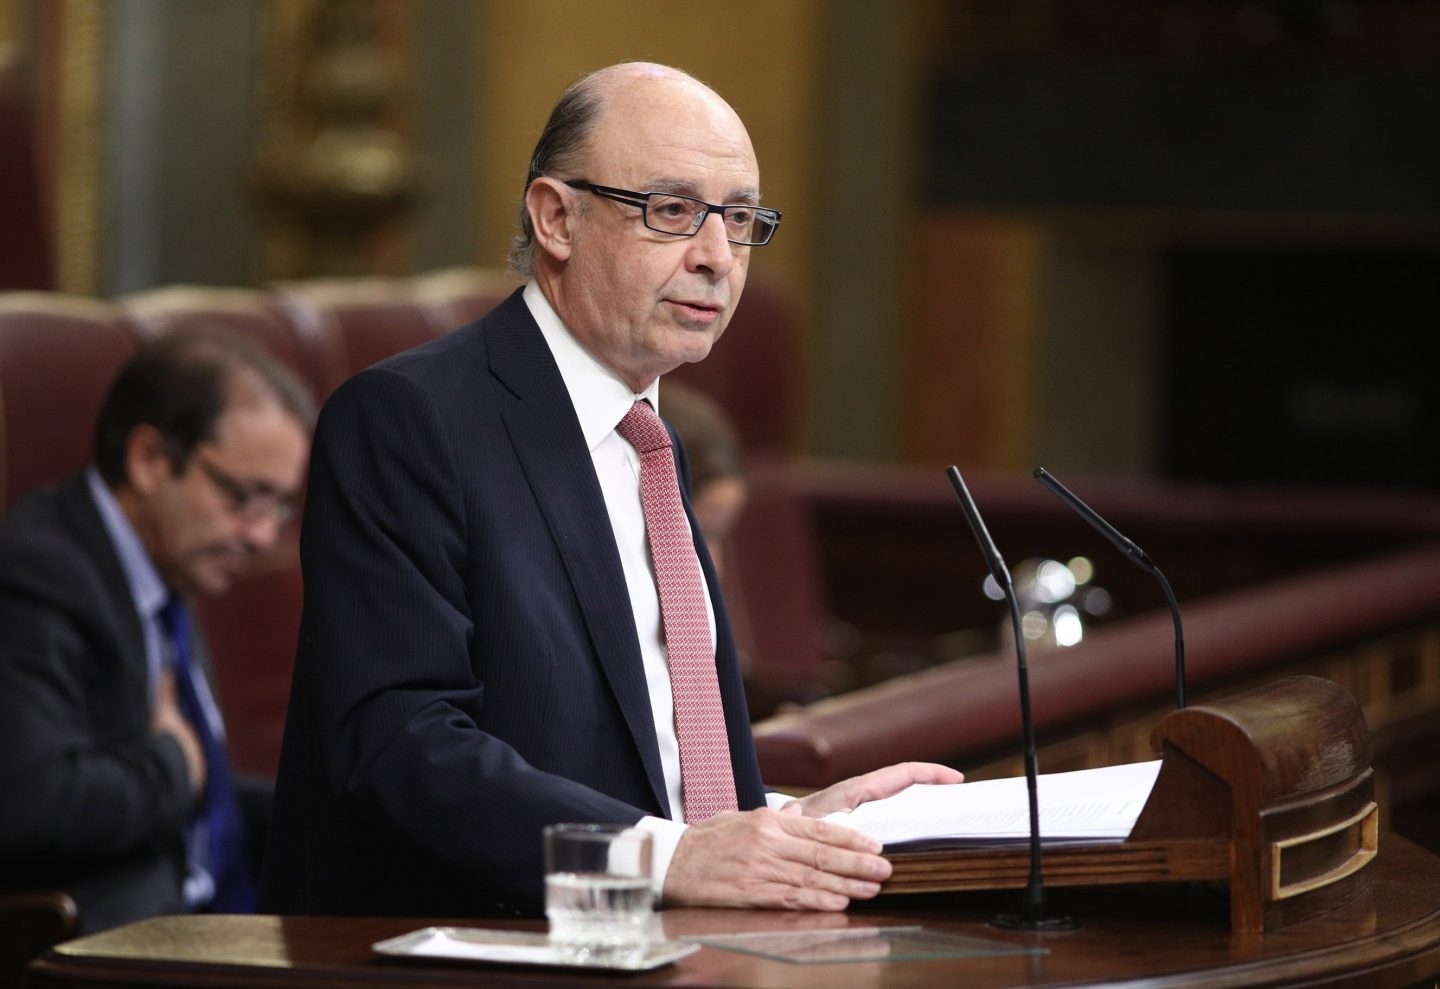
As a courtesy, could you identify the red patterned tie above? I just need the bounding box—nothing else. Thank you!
[616,399,739,822]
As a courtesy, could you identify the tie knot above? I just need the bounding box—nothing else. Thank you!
[615,400,671,454]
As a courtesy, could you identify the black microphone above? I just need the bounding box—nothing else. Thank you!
[1033,467,1186,709]
[946,466,1075,932]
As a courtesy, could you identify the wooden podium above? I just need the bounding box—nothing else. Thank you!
[881,675,1379,933]
[26,675,1440,989]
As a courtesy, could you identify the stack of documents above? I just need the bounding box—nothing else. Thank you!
[824,760,1162,850]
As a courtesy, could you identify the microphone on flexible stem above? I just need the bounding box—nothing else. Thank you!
[946,466,1076,932]
[1033,467,1186,710]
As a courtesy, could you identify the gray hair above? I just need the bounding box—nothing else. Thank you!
[506,71,609,277]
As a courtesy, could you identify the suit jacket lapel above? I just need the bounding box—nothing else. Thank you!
[484,296,672,815]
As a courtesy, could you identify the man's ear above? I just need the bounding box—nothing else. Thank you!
[124,424,174,495]
[526,177,575,263]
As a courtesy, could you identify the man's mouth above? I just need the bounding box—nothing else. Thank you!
[668,299,722,321]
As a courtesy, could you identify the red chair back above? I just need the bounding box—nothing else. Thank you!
[0,295,136,512]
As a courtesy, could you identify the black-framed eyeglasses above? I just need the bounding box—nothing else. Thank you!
[564,180,781,247]
[194,453,297,525]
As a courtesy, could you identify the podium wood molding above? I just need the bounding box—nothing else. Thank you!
[881,675,1378,932]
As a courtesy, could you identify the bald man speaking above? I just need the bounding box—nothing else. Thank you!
[260,62,959,919]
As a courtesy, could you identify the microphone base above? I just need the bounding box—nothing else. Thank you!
[988,912,1081,932]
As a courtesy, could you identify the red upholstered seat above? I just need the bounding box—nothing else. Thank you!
[668,275,800,460]
[118,285,331,405]
[722,461,834,712]
[276,268,519,399]
[275,277,445,399]
[0,294,136,512]
[410,265,518,335]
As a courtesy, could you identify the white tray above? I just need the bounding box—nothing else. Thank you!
[373,926,700,971]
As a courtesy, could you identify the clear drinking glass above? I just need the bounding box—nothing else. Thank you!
[543,823,654,965]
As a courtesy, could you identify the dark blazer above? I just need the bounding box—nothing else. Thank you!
[259,290,766,918]
[0,476,193,934]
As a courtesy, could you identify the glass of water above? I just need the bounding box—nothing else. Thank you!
[543,823,654,966]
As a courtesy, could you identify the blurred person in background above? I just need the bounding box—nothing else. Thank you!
[0,327,314,933]
[660,381,748,576]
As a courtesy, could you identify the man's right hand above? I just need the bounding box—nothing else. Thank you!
[661,808,891,911]
[150,669,207,797]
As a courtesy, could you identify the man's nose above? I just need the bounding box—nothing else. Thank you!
[686,211,737,277]
[240,511,283,551]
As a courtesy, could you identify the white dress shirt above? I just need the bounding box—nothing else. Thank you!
[523,283,791,897]
[523,282,705,891]
[85,467,221,909]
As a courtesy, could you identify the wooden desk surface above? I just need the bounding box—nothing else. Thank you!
[26,835,1440,989]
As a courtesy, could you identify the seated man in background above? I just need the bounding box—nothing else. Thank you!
[0,327,314,933]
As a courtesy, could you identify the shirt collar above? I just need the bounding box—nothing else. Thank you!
[523,280,661,450]
[86,466,170,620]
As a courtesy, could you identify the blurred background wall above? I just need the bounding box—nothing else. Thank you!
[3,0,1438,487]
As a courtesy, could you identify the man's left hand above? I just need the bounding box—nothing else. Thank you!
[784,761,963,819]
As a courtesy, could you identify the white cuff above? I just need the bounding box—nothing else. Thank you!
[633,815,689,902]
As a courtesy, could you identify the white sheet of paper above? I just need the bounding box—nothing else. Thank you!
[824,760,1162,845]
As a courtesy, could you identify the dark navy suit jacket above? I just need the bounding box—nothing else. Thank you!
[0,476,195,933]
[259,290,766,917]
